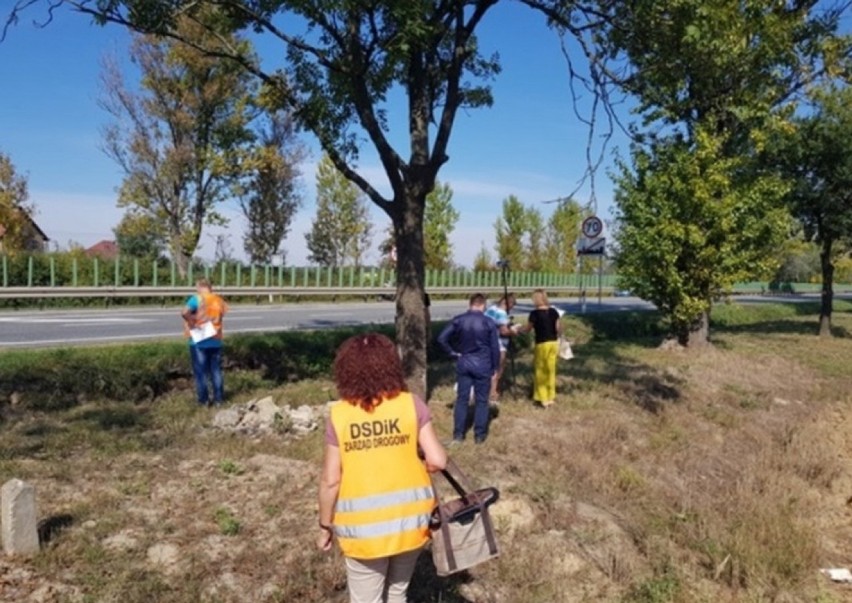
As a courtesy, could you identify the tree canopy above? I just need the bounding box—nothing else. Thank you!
[768,85,852,335]
[100,17,257,276]
[605,0,848,345]
[0,150,34,255]
[305,155,373,268]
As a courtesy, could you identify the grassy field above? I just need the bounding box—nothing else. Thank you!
[1,302,851,602]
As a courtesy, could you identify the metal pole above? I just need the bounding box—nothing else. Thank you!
[502,263,516,397]
[598,255,603,306]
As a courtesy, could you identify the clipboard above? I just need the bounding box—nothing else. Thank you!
[189,321,217,343]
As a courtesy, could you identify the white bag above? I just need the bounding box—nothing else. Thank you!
[558,337,573,360]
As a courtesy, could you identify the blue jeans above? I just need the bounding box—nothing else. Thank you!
[190,345,224,405]
[454,369,491,441]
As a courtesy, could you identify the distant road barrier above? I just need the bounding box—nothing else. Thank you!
[0,255,848,300]
[0,284,605,300]
[0,254,616,299]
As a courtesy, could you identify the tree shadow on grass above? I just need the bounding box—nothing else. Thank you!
[567,340,682,414]
[564,311,683,413]
[73,405,152,431]
[712,319,851,339]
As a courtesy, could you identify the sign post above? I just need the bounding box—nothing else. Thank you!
[577,216,607,312]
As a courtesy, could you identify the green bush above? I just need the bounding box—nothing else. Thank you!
[0,324,405,411]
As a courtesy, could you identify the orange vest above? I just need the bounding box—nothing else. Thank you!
[330,392,435,559]
[183,292,226,339]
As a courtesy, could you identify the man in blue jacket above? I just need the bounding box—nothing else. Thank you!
[438,293,501,444]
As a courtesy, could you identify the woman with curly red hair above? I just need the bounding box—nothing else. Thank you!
[318,333,447,603]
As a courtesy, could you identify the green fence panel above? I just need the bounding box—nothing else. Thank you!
[49,256,55,287]
[314,266,320,287]
[249,265,256,287]
[93,258,100,287]
[379,268,386,288]
[2,255,7,287]
[187,263,193,287]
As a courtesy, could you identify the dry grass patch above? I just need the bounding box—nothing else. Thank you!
[1,303,852,602]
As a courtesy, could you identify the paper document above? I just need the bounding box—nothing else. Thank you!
[190,321,217,343]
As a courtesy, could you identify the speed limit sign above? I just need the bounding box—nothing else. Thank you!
[581,216,604,239]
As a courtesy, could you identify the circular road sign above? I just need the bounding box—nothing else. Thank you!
[581,216,604,239]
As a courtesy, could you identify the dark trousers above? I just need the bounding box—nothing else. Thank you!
[190,345,224,405]
[454,369,491,441]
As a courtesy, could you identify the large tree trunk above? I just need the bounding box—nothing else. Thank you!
[677,309,711,348]
[171,240,190,279]
[394,193,428,400]
[819,237,834,338]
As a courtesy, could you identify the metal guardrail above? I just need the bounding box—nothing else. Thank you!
[0,284,607,300]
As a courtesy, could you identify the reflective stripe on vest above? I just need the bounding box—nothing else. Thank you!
[334,512,431,540]
[330,392,434,560]
[336,486,434,514]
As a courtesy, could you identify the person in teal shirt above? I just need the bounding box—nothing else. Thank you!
[181,279,227,405]
[484,293,517,403]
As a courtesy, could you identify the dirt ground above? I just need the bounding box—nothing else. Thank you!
[1,305,852,603]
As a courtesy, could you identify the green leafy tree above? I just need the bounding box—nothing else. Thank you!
[240,113,303,265]
[100,17,257,277]
[615,130,790,345]
[596,0,845,345]
[0,150,34,255]
[473,243,495,272]
[494,196,528,271]
[768,86,852,336]
[525,207,545,272]
[113,211,165,259]
[306,155,372,268]
[542,199,584,273]
[9,0,602,395]
[772,238,821,285]
[423,182,460,271]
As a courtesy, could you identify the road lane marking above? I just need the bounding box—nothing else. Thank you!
[0,317,153,324]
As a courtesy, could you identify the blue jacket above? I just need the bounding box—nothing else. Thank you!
[437,310,501,377]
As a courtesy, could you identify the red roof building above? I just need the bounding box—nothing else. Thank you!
[86,240,119,260]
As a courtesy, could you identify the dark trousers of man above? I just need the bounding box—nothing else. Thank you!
[454,368,491,441]
[190,345,224,405]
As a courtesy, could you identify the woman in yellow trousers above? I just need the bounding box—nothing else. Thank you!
[522,289,563,407]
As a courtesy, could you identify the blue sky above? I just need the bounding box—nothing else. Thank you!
[0,3,629,266]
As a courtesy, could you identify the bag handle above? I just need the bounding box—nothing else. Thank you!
[433,457,499,572]
[439,457,476,497]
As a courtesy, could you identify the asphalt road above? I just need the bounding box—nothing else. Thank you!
[0,297,656,349]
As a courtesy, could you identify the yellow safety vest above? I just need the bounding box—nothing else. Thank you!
[330,392,435,560]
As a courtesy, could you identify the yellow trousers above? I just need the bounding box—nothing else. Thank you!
[533,341,559,404]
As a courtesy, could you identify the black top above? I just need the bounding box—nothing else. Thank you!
[528,307,561,344]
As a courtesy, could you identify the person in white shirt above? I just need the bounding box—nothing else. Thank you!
[484,293,518,404]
